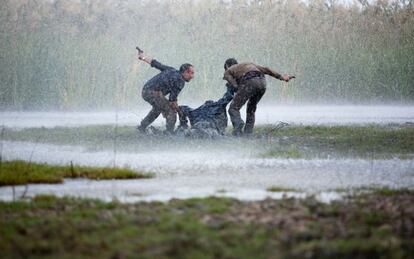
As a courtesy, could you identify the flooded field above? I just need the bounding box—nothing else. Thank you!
[1,105,413,202]
[1,105,414,128]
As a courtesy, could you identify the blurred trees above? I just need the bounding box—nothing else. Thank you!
[0,0,413,110]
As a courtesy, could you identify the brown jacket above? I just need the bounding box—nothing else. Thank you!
[223,62,282,88]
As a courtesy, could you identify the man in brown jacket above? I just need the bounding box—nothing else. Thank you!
[223,58,294,135]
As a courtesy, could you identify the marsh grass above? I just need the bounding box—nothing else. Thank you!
[267,186,297,192]
[0,160,153,186]
[257,124,414,159]
[262,146,303,159]
[3,124,414,159]
[373,188,414,196]
[0,192,413,258]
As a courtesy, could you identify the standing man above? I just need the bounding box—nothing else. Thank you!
[137,51,195,134]
[223,58,294,135]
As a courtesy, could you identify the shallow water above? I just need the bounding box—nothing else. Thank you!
[1,105,413,202]
[1,105,413,129]
[1,141,413,202]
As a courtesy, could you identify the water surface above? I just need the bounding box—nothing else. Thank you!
[1,141,412,202]
[1,105,413,129]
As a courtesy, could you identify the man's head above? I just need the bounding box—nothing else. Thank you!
[180,63,195,82]
[224,58,238,70]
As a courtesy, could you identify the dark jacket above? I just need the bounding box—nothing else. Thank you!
[179,96,232,135]
[143,60,185,102]
[217,82,237,104]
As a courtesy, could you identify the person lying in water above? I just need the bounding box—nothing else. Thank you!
[177,94,232,138]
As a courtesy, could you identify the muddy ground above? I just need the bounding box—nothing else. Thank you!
[1,190,413,258]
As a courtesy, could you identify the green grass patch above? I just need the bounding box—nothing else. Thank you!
[333,187,414,196]
[0,160,153,186]
[262,147,303,159]
[289,238,405,259]
[267,186,296,192]
[0,192,413,258]
[373,188,414,196]
[256,124,414,159]
[3,125,140,148]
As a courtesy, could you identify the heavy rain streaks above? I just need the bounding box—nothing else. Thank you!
[1,1,414,258]
[0,0,413,201]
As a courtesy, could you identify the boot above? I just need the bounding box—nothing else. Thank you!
[232,122,245,136]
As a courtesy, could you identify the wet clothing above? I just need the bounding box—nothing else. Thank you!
[229,77,266,135]
[223,62,282,135]
[219,82,238,104]
[223,62,282,89]
[179,96,232,137]
[140,60,186,132]
[141,89,177,132]
[175,82,235,137]
[143,60,185,102]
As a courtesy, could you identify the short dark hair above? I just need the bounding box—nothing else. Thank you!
[224,58,238,70]
[180,63,193,73]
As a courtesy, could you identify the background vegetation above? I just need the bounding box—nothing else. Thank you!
[0,0,413,110]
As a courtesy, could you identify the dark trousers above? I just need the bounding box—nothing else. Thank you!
[228,77,266,135]
[140,89,177,132]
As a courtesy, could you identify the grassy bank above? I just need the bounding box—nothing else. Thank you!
[258,124,414,159]
[3,124,414,159]
[0,191,413,258]
[0,160,153,186]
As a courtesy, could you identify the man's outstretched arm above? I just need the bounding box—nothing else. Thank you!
[138,52,174,71]
[256,65,293,82]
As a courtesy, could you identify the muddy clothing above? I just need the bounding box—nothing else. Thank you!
[143,60,185,102]
[229,77,266,135]
[223,62,281,135]
[223,62,282,89]
[140,60,185,132]
[141,90,177,132]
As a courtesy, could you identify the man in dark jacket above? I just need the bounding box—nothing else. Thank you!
[137,52,195,133]
[223,58,293,135]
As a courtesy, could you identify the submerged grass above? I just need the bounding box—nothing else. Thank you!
[267,186,297,192]
[373,188,414,196]
[0,192,413,258]
[257,124,414,159]
[3,125,251,153]
[261,146,303,159]
[2,124,414,159]
[0,160,153,186]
